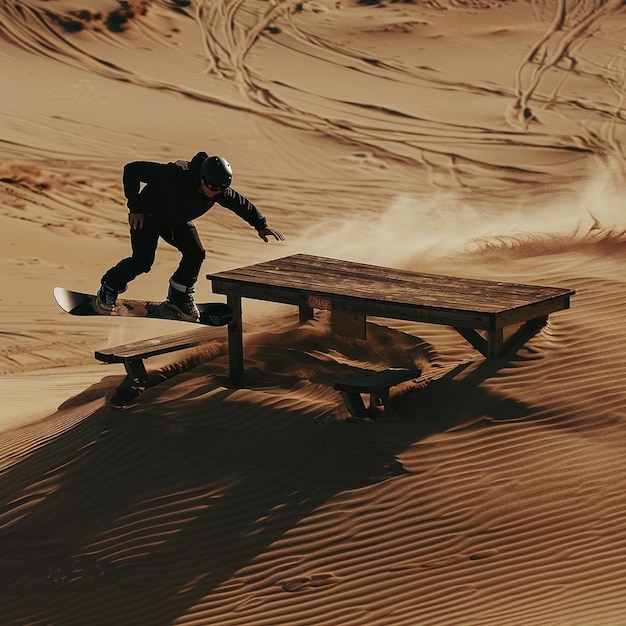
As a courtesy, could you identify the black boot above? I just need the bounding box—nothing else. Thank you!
[96,279,127,313]
[167,280,200,322]
[96,281,119,312]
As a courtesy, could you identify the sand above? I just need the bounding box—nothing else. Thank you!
[1,0,625,624]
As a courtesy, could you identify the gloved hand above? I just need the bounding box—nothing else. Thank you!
[257,226,285,242]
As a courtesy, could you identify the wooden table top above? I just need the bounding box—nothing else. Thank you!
[208,254,574,329]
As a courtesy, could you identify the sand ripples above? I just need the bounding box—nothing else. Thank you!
[2,280,626,623]
[2,0,626,624]
[3,0,624,188]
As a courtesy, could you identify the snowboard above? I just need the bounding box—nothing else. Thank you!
[53,287,234,326]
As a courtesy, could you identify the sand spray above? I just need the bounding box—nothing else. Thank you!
[298,157,626,269]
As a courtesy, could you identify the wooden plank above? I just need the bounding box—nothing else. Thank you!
[334,368,421,393]
[208,255,574,320]
[124,358,151,387]
[95,326,223,387]
[283,254,568,308]
[295,255,569,305]
[95,326,220,363]
[208,255,574,315]
[330,297,493,329]
[211,278,495,329]
[493,296,571,328]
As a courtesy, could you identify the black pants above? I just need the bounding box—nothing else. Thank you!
[102,218,205,291]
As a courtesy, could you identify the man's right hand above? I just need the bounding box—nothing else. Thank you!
[129,213,144,230]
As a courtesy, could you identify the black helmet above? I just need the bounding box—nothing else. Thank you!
[200,156,232,188]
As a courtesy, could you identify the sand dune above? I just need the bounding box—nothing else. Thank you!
[1,0,626,624]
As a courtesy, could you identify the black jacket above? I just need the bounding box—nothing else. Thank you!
[122,152,267,230]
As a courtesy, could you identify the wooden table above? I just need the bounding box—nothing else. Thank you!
[207,254,574,387]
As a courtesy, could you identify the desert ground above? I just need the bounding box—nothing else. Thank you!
[1,1,625,624]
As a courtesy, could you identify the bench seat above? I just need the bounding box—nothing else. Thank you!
[95,326,221,387]
[334,368,421,417]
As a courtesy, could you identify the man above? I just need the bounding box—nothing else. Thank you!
[97,152,285,321]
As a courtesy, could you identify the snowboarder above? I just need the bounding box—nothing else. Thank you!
[97,152,285,321]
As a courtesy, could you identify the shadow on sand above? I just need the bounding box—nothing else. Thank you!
[0,335,535,625]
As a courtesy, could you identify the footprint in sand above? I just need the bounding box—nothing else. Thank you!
[280,572,340,592]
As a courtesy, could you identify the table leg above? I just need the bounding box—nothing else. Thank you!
[227,295,244,388]
[299,305,314,323]
[487,328,504,358]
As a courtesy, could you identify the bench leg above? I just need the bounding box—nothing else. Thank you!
[340,391,368,418]
[124,358,150,387]
[371,388,389,410]
[341,388,391,418]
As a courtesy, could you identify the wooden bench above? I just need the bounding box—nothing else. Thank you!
[334,361,474,417]
[334,368,421,417]
[95,326,222,387]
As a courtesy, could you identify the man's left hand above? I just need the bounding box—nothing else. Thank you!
[258,227,285,242]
